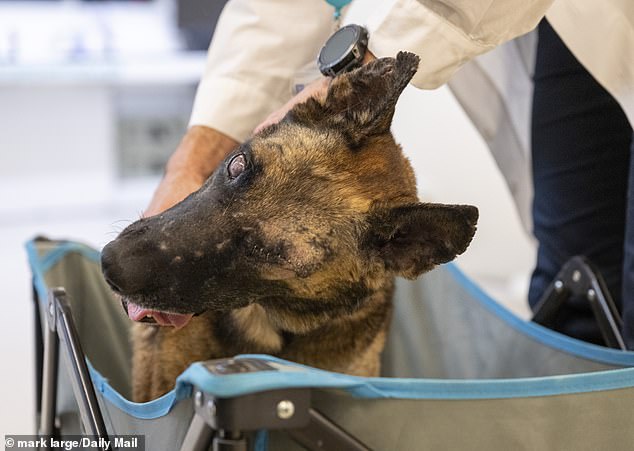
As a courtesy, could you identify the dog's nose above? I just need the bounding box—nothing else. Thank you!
[101,241,137,294]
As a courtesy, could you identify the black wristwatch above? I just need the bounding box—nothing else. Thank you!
[318,24,369,77]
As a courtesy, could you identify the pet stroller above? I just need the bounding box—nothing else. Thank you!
[27,237,634,450]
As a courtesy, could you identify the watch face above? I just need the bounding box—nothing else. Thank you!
[321,26,358,66]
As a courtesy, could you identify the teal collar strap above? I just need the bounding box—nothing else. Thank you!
[325,0,353,20]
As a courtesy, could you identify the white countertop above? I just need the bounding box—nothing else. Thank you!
[0,52,207,86]
[0,0,207,86]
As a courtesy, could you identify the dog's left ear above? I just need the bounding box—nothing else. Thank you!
[366,203,478,279]
[287,51,420,147]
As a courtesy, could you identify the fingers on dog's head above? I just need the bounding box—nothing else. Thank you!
[287,52,421,147]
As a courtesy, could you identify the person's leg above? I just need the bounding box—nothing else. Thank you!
[530,20,633,345]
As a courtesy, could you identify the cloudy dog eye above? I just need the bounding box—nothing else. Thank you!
[227,154,246,179]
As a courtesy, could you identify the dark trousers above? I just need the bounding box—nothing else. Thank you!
[529,20,634,348]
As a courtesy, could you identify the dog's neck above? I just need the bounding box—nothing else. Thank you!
[219,279,394,358]
[230,304,284,353]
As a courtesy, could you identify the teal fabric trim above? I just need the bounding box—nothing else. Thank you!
[26,238,102,305]
[40,242,101,272]
[46,353,634,420]
[26,239,101,278]
[88,361,191,420]
[325,0,352,19]
[444,263,634,367]
[25,239,50,304]
[175,355,634,401]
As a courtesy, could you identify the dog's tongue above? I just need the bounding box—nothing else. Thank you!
[127,302,193,330]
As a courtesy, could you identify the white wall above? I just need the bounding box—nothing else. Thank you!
[395,85,536,314]
[0,85,114,178]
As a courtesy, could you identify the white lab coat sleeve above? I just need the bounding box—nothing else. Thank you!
[363,0,555,89]
[189,0,334,142]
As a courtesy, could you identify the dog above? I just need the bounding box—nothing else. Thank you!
[101,52,478,402]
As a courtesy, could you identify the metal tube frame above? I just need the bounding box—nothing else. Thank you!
[180,413,215,451]
[33,281,45,429]
[289,408,371,451]
[38,287,110,449]
[532,255,626,350]
[39,290,59,438]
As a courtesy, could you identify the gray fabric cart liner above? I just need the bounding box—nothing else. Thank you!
[27,239,634,450]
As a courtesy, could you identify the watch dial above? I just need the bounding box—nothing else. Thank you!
[322,27,357,64]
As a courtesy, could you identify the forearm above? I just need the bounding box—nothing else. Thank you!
[165,126,238,183]
[189,0,334,142]
[150,0,333,216]
[144,126,238,217]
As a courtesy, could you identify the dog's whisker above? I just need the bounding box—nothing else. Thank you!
[221,193,237,217]
[109,219,134,228]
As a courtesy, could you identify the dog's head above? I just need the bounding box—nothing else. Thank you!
[101,52,478,330]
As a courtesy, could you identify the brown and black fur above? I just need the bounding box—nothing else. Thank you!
[101,52,478,402]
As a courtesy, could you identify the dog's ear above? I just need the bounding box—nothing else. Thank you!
[366,203,478,279]
[287,51,420,147]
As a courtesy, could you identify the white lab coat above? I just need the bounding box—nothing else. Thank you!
[189,0,634,228]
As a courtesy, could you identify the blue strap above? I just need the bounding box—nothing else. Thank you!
[254,430,269,451]
[325,0,353,20]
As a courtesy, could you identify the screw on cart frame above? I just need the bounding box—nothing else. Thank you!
[181,359,372,451]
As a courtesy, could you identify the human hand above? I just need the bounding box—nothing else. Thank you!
[144,126,239,217]
[254,76,331,134]
[254,51,377,134]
